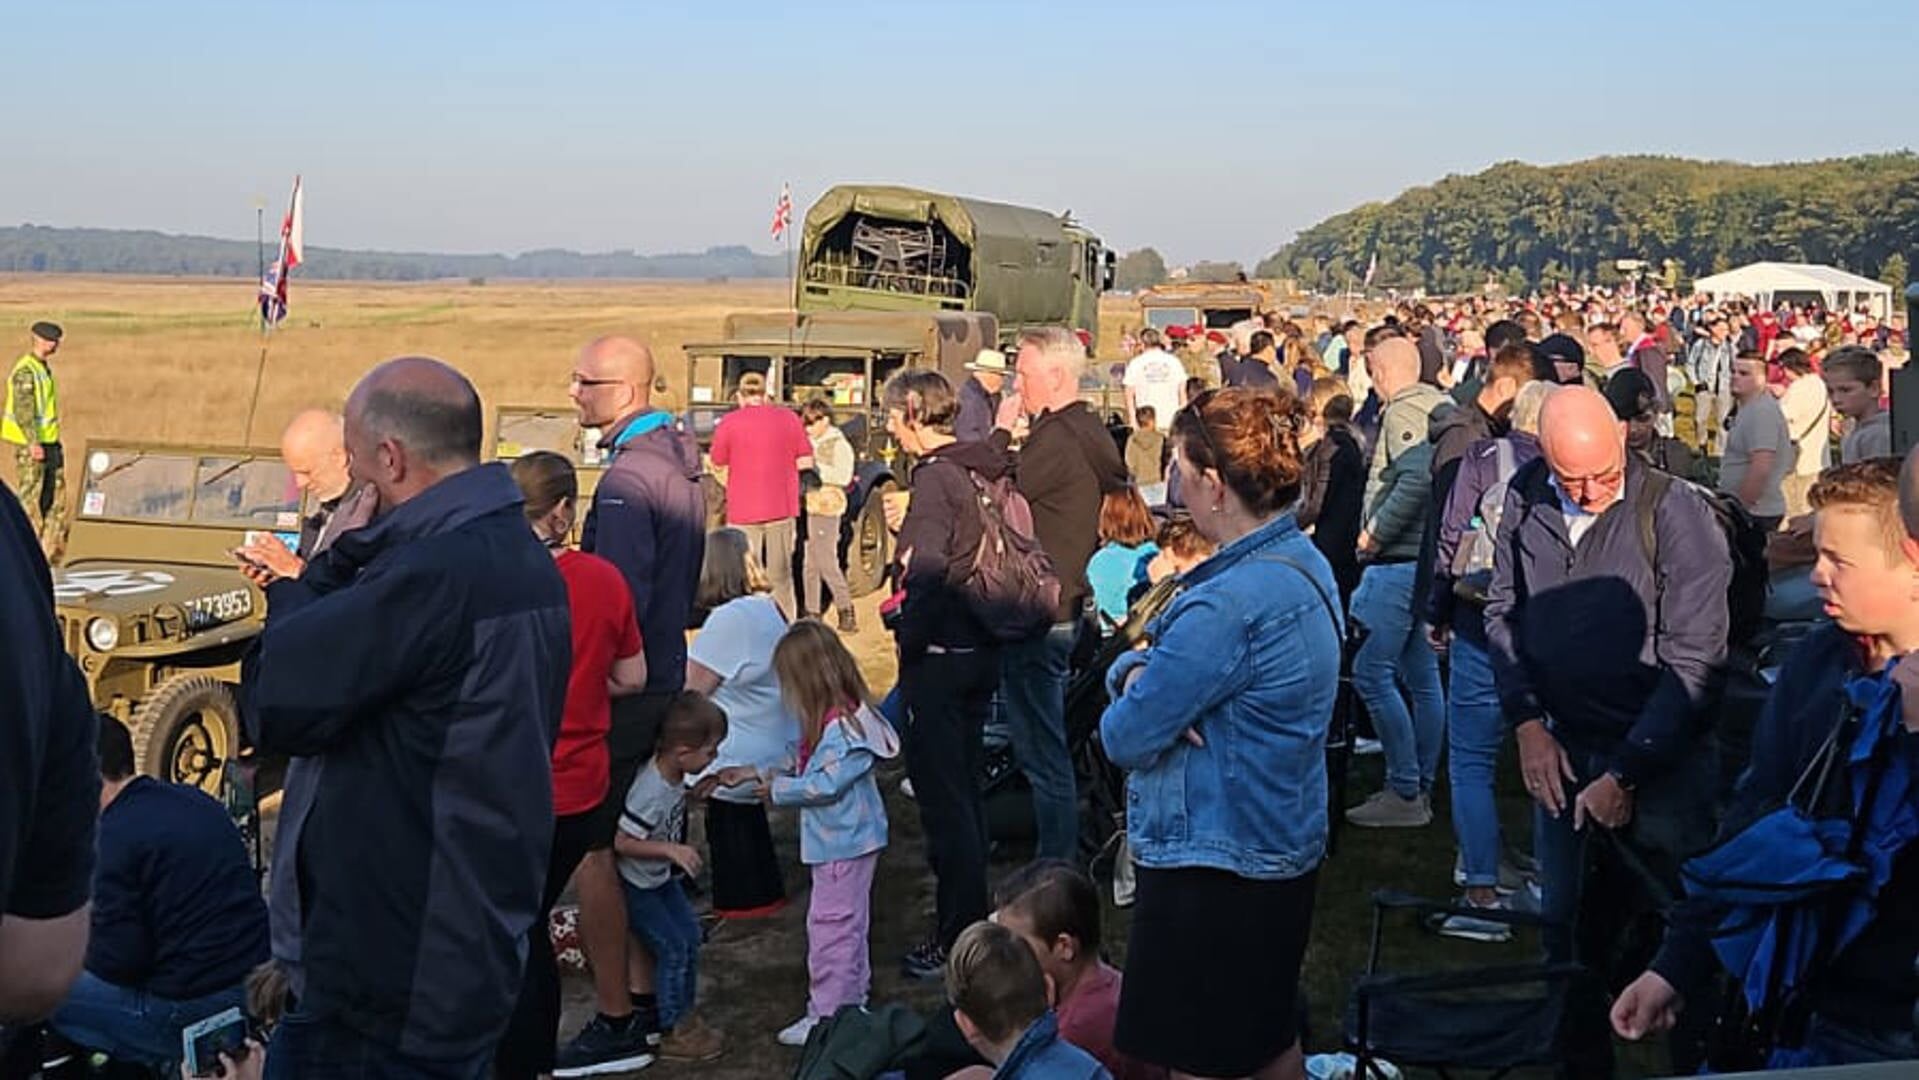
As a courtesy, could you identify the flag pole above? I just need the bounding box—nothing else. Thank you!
[784,182,796,396]
[244,177,297,446]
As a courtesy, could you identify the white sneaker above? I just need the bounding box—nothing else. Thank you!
[776,1015,819,1048]
[1352,737,1384,757]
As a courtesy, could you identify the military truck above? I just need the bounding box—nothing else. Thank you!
[53,443,298,793]
[797,184,1111,347]
[683,308,996,596]
[1136,280,1274,334]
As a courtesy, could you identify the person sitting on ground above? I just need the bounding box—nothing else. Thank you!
[612,693,729,1064]
[1087,486,1159,632]
[1144,515,1216,585]
[48,716,267,1069]
[944,921,1111,1079]
[1613,458,1919,1066]
[1125,406,1166,504]
[1604,368,1698,481]
[1824,345,1890,464]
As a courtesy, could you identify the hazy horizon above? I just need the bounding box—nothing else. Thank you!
[6,0,1911,266]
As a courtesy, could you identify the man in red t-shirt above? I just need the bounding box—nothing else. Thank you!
[709,372,814,617]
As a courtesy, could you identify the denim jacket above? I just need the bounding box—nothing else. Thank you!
[995,1011,1111,1079]
[1099,513,1341,880]
[768,704,898,866]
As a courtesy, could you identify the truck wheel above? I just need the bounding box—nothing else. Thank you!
[847,482,894,597]
[133,674,238,797]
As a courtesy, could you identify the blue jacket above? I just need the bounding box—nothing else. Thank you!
[956,375,1002,444]
[88,777,267,1000]
[584,410,708,693]
[1100,513,1340,880]
[245,463,571,1060]
[995,1012,1111,1079]
[1483,456,1730,784]
[769,704,899,866]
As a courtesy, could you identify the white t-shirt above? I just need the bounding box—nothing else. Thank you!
[687,593,797,803]
[1124,349,1186,424]
[1779,375,1831,477]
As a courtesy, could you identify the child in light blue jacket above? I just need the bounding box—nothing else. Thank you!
[757,619,898,1047]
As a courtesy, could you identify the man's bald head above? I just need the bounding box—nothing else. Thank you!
[572,336,654,428]
[280,408,351,502]
[1540,385,1629,513]
[1367,337,1421,399]
[344,357,483,508]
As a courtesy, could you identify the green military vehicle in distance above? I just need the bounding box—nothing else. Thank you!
[683,308,997,596]
[1136,279,1274,334]
[797,184,1111,348]
[53,442,300,793]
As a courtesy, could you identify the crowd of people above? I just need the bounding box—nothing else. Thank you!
[1,281,1917,1080]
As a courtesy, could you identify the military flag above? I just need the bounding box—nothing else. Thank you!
[770,182,793,241]
[259,176,304,327]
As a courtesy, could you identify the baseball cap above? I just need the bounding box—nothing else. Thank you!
[1535,333,1586,367]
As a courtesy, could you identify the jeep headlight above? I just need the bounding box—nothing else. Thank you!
[86,617,120,653]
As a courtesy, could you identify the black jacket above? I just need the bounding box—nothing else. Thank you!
[0,495,96,925]
[1418,398,1505,621]
[245,463,571,1059]
[88,777,267,999]
[895,439,1007,659]
[992,402,1130,623]
[1299,425,1364,588]
[585,410,707,693]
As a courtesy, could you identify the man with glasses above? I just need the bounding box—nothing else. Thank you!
[1484,385,1730,1078]
[556,336,706,1075]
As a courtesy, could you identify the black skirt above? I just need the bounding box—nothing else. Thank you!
[1116,865,1317,1077]
[706,797,786,915]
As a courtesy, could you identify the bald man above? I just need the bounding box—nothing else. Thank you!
[236,409,375,582]
[1346,335,1449,829]
[561,336,706,1071]
[245,357,570,1076]
[1483,384,1729,1077]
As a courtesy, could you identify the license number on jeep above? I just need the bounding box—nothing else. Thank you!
[183,589,253,630]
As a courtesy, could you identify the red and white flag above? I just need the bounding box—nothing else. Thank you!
[770,182,793,241]
[260,175,304,327]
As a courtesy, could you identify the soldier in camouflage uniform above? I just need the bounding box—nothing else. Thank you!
[4,321,68,560]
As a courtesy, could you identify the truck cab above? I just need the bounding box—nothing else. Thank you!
[1137,280,1274,335]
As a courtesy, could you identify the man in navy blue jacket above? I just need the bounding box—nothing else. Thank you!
[1484,385,1730,1076]
[245,358,570,1077]
[49,716,266,1067]
[559,336,707,1073]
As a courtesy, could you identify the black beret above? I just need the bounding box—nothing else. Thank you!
[30,321,62,343]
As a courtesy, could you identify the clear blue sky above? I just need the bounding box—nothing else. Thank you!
[5,0,1911,266]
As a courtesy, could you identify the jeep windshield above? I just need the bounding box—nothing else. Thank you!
[80,449,303,528]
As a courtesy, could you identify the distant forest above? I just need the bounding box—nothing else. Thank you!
[0,224,788,281]
[1254,153,1919,295]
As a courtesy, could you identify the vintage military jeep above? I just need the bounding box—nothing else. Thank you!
[53,443,300,793]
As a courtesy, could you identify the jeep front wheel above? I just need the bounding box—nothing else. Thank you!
[847,482,894,597]
[133,675,238,796]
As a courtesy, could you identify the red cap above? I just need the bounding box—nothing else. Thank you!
[1206,330,1227,344]
[1165,325,1190,339]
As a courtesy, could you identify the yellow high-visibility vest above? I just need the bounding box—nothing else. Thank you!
[2,353,59,445]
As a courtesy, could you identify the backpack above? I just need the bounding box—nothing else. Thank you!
[793,1002,927,1079]
[1449,438,1520,604]
[961,470,1061,642]
[1634,468,1770,650]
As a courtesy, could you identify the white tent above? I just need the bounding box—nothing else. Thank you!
[1693,261,1895,318]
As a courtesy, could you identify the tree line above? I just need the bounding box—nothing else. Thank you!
[0,225,788,281]
[1251,153,1919,296]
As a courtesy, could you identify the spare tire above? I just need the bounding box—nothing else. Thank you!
[133,674,238,796]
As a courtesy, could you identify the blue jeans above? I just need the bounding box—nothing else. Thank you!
[1350,561,1446,799]
[51,971,246,1069]
[1445,618,1503,888]
[623,878,701,1030]
[264,1010,491,1079]
[999,620,1080,860]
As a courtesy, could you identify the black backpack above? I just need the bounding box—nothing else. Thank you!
[1634,468,1770,650]
[961,470,1061,643]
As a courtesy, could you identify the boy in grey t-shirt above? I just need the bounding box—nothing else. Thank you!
[610,694,728,1057]
[1718,356,1792,530]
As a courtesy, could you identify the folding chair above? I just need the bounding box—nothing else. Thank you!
[1345,891,1590,1080]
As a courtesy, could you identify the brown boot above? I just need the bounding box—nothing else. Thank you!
[658,1012,724,1063]
[837,607,858,634]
